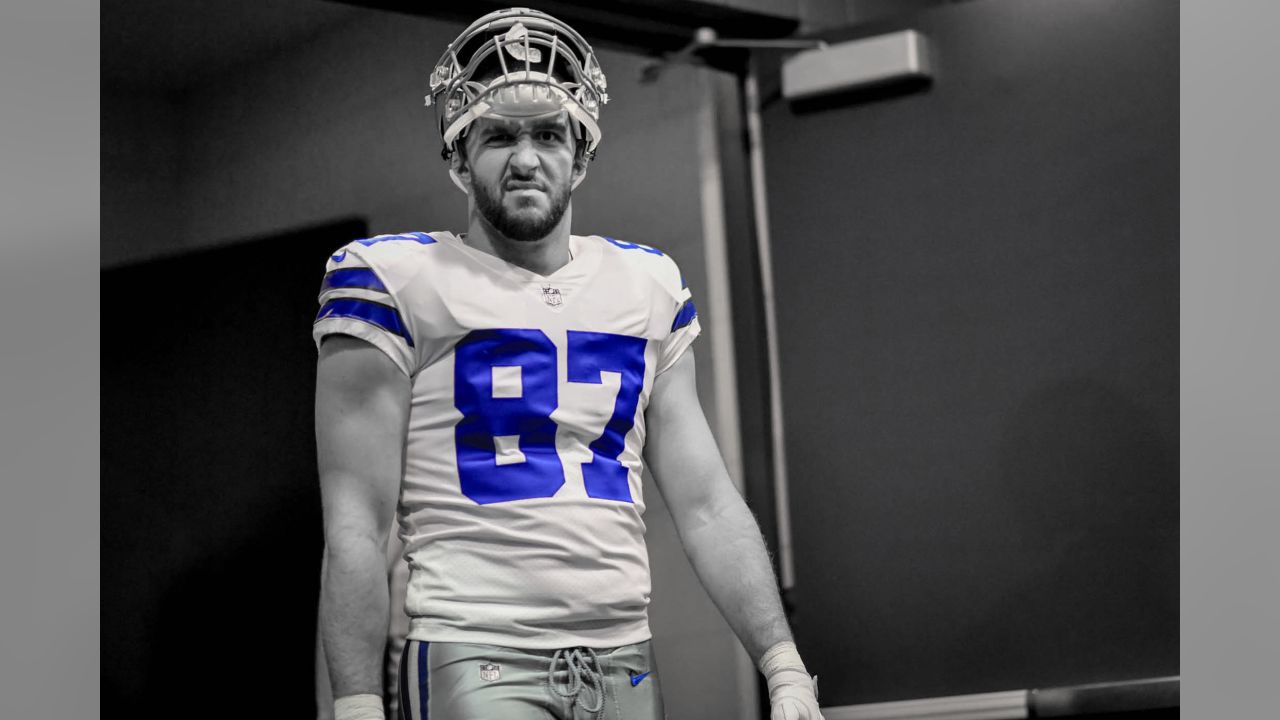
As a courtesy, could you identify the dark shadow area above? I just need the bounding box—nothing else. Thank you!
[1038,711,1178,720]
[951,378,1178,687]
[102,218,367,716]
[337,0,797,55]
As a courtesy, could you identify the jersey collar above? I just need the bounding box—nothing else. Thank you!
[435,231,602,285]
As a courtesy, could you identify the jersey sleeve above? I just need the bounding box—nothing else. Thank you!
[312,239,420,377]
[656,256,701,375]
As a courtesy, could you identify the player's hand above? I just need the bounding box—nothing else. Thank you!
[767,668,823,720]
[759,641,824,720]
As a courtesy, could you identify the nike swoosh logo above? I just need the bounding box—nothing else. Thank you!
[331,250,347,262]
[630,671,651,687]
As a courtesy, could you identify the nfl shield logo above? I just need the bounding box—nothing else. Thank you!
[541,286,563,307]
[479,663,501,682]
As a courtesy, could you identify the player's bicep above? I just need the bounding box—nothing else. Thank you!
[644,348,734,527]
[316,334,410,546]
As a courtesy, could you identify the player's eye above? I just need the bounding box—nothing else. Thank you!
[536,130,564,144]
[486,132,515,144]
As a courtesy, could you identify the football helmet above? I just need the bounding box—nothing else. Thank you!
[426,7,608,190]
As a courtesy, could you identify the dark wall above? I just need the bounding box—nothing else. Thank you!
[759,0,1177,705]
[102,220,365,716]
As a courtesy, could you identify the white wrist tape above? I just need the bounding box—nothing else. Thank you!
[335,694,385,720]
[759,641,807,678]
[759,641,819,700]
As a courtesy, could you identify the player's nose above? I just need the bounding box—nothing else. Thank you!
[509,137,541,174]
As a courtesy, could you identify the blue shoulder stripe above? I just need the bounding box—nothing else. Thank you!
[672,298,698,332]
[320,268,388,294]
[604,236,664,256]
[356,232,437,247]
[315,298,414,347]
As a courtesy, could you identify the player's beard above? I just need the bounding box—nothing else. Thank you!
[473,175,571,243]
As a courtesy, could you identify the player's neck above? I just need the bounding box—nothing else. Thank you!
[463,206,574,277]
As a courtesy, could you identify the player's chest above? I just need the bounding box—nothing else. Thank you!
[446,265,643,318]
[419,263,663,350]
[413,270,664,435]
[411,327,659,505]
[422,322,661,431]
[409,263,666,441]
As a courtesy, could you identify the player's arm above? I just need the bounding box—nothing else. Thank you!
[644,348,822,720]
[315,529,409,720]
[316,558,334,720]
[316,334,410,719]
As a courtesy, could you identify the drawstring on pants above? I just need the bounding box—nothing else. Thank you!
[548,647,605,715]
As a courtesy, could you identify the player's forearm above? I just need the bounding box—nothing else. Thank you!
[677,488,793,663]
[320,535,391,700]
[316,555,336,720]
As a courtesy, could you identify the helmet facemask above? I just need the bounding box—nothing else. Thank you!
[427,9,608,193]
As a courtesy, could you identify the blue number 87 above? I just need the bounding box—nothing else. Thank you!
[454,329,648,505]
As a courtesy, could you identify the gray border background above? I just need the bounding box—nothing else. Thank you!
[1,0,100,717]
[1180,0,1279,717]
[0,0,1274,716]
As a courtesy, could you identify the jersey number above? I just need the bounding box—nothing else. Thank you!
[454,329,647,505]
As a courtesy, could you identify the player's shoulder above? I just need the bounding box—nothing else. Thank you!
[587,235,687,298]
[324,231,448,277]
[334,231,441,262]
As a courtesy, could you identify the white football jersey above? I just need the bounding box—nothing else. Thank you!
[313,231,700,649]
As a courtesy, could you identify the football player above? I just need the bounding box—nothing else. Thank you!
[314,8,823,720]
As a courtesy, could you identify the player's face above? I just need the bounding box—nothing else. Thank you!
[461,114,581,243]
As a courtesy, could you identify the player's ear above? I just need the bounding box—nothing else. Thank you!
[449,146,469,181]
[570,143,589,190]
[448,141,473,194]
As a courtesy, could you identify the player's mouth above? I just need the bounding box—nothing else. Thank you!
[505,180,544,192]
